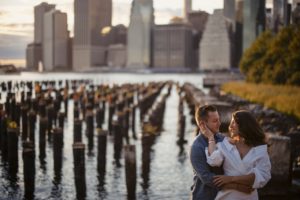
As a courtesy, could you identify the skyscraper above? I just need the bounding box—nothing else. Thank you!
[184,0,192,20]
[273,0,288,31]
[153,23,194,70]
[26,2,55,71]
[73,0,112,71]
[199,9,231,70]
[34,2,56,44]
[127,0,154,69]
[243,0,266,52]
[43,9,69,71]
[223,0,236,21]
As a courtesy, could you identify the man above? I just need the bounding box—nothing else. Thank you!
[190,105,253,200]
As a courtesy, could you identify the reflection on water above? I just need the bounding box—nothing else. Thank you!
[0,73,204,199]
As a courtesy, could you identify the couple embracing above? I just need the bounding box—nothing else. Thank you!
[190,105,271,200]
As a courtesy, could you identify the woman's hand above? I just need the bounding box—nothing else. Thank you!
[213,175,233,187]
[199,123,214,139]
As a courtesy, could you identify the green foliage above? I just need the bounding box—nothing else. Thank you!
[222,81,300,120]
[240,25,300,86]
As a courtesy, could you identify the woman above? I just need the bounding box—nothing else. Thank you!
[201,110,271,200]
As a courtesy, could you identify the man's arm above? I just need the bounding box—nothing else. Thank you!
[190,141,216,188]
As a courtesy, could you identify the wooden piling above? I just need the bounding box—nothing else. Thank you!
[112,115,122,167]
[28,110,36,142]
[7,125,19,175]
[73,142,86,199]
[86,109,94,152]
[53,128,63,181]
[108,103,115,135]
[21,106,28,141]
[124,145,136,199]
[22,141,35,200]
[131,105,137,139]
[0,116,8,159]
[46,104,54,141]
[74,119,82,143]
[177,114,187,145]
[73,101,80,119]
[97,129,107,177]
[39,117,47,159]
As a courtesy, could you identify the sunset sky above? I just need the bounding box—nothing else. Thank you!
[0,0,223,66]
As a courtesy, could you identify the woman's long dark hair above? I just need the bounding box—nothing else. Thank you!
[233,110,266,146]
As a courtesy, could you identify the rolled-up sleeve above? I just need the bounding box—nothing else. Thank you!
[251,150,272,189]
[205,147,224,167]
[190,141,216,187]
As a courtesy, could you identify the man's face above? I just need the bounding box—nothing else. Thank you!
[204,111,221,134]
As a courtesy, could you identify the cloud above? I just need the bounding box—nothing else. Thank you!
[0,33,31,59]
[0,23,33,36]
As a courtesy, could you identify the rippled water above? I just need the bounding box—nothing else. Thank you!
[0,73,205,199]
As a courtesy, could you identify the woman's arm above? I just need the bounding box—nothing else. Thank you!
[213,173,255,187]
[251,146,272,188]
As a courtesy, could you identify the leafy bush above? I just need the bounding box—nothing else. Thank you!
[240,25,300,86]
[222,81,300,120]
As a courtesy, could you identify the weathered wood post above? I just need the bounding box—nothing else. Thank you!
[73,101,80,119]
[53,128,63,182]
[39,117,47,160]
[74,119,82,143]
[108,103,115,135]
[141,133,154,190]
[46,104,54,141]
[177,114,187,145]
[97,129,107,178]
[112,114,122,167]
[131,105,137,139]
[86,105,94,153]
[58,112,65,128]
[0,116,8,159]
[124,145,136,199]
[28,110,36,142]
[73,142,86,199]
[21,105,28,141]
[7,123,19,175]
[23,141,35,200]
[124,108,130,144]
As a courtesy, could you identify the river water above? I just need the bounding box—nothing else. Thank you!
[0,72,205,200]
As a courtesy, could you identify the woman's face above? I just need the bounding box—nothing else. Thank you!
[229,117,239,137]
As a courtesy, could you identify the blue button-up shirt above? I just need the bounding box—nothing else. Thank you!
[190,132,224,200]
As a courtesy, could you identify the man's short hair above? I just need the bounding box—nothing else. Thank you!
[195,105,217,122]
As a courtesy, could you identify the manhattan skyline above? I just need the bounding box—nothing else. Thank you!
[0,0,223,66]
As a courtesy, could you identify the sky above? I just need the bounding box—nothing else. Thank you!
[0,0,223,66]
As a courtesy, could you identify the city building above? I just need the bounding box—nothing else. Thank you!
[292,2,300,24]
[153,23,195,70]
[273,0,288,31]
[26,43,41,71]
[187,11,209,38]
[34,2,56,44]
[243,0,266,52]
[222,0,244,68]
[43,9,69,71]
[199,9,232,71]
[73,0,112,71]
[26,2,55,70]
[184,0,192,20]
[127,0,154,69]
[107,44,126,68]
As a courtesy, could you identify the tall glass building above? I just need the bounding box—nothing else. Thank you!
[243,0,266,52]
[73,0,112,70]
[127,0,154,69]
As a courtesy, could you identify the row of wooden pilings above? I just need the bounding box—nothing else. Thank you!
[0,79,171,199]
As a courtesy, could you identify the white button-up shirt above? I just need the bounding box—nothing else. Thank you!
[205,137,271,200]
